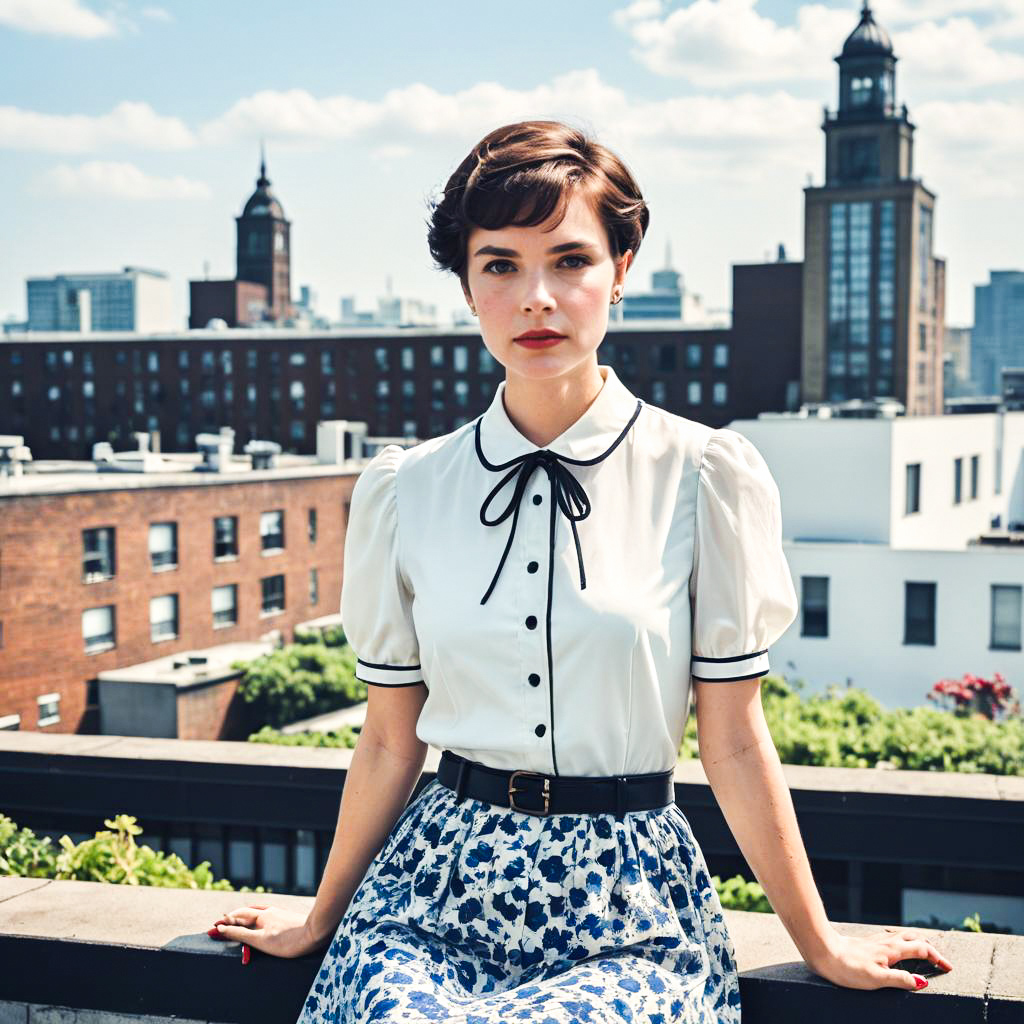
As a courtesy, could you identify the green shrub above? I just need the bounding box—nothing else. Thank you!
[294,623,348,648]
[680,674,1024,776]
[713,873,772,913]
[0,813,263,892]
[248,723,361,748]
[233,641,366,728]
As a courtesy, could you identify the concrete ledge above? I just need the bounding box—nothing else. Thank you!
[0,879,1021,1023]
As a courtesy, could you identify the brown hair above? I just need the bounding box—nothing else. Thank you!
[426,120,650,292]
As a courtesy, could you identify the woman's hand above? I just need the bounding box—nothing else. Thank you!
[808,925,954,990]
[209,903,328,960]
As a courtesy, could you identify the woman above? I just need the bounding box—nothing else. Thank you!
[211,120,953,1022]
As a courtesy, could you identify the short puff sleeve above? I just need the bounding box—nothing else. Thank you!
[341,444,423,687]
[689,428,798,682]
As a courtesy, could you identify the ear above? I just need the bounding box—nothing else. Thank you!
[616,249,634,286]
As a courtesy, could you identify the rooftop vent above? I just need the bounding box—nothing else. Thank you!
[244,438,281,470]
[195,427,235,472]
[0,435,32,478]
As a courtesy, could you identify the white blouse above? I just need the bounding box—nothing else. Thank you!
[340,363,799,777]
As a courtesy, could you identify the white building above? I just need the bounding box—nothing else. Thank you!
[733,407,1024,707]
[26,267,174,333]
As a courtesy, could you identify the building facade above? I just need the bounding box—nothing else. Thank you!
[26,267,174,333]
[2,258,801,462]
[737,408,1024,707]
[972,270,1024,396]
[802,3,945,415]
[0,446,358,736]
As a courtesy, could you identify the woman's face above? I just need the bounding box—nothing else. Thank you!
[463,189,632,383]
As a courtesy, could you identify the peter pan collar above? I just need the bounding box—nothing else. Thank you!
[475,364,644,467]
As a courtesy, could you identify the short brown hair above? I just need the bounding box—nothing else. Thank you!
[426,120,650,291]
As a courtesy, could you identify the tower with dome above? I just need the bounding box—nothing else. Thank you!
[801,2,945,416]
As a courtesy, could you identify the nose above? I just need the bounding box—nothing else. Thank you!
[520,273,556,314]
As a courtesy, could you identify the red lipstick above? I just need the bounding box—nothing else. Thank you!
[515,329,566,349]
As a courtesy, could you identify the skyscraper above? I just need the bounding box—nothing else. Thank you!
[972,271,1024,396]
[802,2,945,415]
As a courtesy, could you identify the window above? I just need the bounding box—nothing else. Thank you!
[653,344,675,373]
[430,345,444,368]
[685,344,701,369]
[903,582,936,646]
[454,380,469,407]
[687,381,702,405]
[214,516,238,559]
[374,346,389,373]
[308,507,317,543]
[261,574,285,615]
[0,713,20,731]
[953,457,962,505]
[147,351,159,373]
[83,605,116,652]
[905,464,921,514]
[401,347,414,372]
[83,527,115,582]
[454,345,468,373]
[712,382,727,406]
[970,455,979,500]
[289,351,306,367]
[479,347,496,373]
[261,510,284,552]
[212,584,238,629]
[149,522,178,570]
[713,343,729,369]
[801,577,829,637]
[150,594,179,642]
[651,380,667,405]
[991,585,1022,651]
[37,693,60,728]
[309,567,319,605]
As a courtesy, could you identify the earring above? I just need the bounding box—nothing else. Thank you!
[611,290,623,305]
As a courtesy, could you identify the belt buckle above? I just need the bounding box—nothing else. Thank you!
[508,770,551,816]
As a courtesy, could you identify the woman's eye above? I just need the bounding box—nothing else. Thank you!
[560,255,590,269]
[483,260,515,275]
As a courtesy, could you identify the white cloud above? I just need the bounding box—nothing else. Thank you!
[0,100,196,152]
[0,0,115,38]
[610,0,1024,89]
[36,160,211,199]
[141,6,172,21]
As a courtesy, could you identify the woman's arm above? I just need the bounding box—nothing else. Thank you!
[304,682,429,944]
[214,682,428,957]
[693,678,952,990]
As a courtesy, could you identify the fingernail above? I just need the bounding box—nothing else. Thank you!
[217,924,225,932]
[241,943,251,966]
[914,976,928,989]
[207,927,220,938]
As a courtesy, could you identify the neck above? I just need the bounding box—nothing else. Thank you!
[502,359,606,448]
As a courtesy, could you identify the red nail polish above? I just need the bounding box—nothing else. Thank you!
[914,976,928,989]
[207,927,220,938]
[241,943,251,966]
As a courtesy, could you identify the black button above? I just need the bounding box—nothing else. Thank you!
[534,723,546,737]
[528,672,540,686]
[525,615,537,629]
[527,561,539,573]
[532,494,542,505]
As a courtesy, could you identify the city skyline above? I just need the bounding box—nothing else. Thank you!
[1,0,1022,329]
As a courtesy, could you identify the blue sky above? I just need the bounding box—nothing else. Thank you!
[1,0,1021,329]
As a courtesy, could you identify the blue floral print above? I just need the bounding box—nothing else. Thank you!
[296,777,740,1023]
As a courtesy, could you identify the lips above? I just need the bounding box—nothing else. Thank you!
[515,330,566,341]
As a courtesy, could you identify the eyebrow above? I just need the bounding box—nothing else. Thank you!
[472,241,596,258]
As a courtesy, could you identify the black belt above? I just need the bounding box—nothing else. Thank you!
[436,749,676,820]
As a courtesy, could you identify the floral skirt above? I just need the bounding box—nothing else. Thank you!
[296,775,740,1023]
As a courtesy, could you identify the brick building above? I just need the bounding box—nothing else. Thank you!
[2,260,802,463]
[0,433,360,737]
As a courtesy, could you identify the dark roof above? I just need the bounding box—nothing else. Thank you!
[240,155,285,219]
[840,2,893,58]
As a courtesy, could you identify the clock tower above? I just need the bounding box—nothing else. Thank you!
[236,146,292,321]
[802,3,944,415]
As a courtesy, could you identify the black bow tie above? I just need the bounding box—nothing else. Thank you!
[476,445,591,606]
[473,398,643,605]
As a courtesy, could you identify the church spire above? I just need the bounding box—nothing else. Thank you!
[257,139,269,188]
